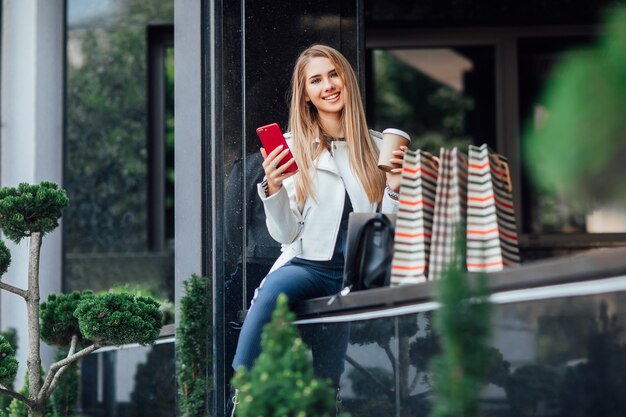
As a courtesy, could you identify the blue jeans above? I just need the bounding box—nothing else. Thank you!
[232,258,346,381]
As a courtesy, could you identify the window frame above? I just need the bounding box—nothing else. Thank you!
[147,23,174,253]
[366,24,626,251]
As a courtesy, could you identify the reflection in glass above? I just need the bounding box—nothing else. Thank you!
[298,289,626,416]
[223,152,282,370]
[80,342,175,417]
[518,37,626,235]
[65,0,174,301]
[369,47,496,154]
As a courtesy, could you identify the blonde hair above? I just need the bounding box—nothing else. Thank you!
[288,44,385,205]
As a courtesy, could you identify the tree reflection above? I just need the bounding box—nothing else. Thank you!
[66,0,174,252]
[344,312,510,417]
[558,301,626,417]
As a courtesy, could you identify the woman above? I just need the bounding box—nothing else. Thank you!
[231,43,406,383]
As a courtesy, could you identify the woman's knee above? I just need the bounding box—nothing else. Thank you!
[249,284,281,314]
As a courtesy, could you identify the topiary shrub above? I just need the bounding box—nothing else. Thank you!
[0,329,17,413]
[177,274,211,417]
[40,291,95,346]
[0,240,10,277]
[50,347,79,417]
[0,335,18,386]
[0,181,164,417]
[0,181,68,243]
[108,283,175,325]
[74,292,162,345]
[232,294,349,417]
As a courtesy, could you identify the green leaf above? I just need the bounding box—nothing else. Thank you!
[74,292,162,346]
[0,182,69,243]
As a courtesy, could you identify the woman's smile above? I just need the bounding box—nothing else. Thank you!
[323,92,340,102]
[304,56,346,121]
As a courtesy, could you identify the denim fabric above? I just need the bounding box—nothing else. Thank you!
[233,192,353,387]
[231,258,345,371]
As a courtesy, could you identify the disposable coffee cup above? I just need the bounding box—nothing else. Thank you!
[378,128,411,172]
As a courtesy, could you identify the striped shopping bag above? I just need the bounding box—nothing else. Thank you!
[391,150,439,285]
[466,144,520,271]
[428,147,468,281]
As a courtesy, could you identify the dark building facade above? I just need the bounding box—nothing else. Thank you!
[1,1,626,416]
[202,0,626,415]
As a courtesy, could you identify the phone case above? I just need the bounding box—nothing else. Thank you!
[256,123,298,173]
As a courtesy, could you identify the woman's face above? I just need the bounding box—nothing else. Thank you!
[303,57,346,121]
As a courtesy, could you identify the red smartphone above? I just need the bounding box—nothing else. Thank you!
[256,122,298,173]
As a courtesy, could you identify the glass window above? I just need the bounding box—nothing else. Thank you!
[80,342,175,417]
[368,47,496,154]
[518,37,626,235]
[298,289,626,416]
[65,3,175,415]
[65,0,174,302]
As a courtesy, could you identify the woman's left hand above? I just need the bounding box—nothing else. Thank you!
[385,146,407,193]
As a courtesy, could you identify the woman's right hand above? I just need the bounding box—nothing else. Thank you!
[260,145,297,196]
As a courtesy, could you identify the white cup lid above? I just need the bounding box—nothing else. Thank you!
[382,128,411,142]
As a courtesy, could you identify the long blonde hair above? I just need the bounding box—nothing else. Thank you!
[288,44,386,206]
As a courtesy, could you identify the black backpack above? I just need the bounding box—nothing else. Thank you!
[343,213,395,292]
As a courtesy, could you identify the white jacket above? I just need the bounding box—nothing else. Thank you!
[257,130,399,272]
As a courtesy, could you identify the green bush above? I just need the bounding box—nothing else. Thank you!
[524,6,626,203]
[429,235,491,417]
[0,182,68,243]
[232,294,348,417]
[0,329,17,413]
[50,347,79,417]
[74,292,162,345]
[108,283,175,325]
[176,274,211,417]
[0,335,18,386]
[7,371,54,417]
[0,240,10,277]
[40,291,95,346]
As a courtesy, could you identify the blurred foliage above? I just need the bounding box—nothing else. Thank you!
[50,347,79,417]
[429,235,491,417]
[371,50,473,154]
[501,301,626,417]
[345,366,394,416]
[0,241,10,277]
[74,292,162,345]
[524,5,626,204]
[176,274,211,417]
[505,364,559,417]
[65,0,173,252]
[0,182,68,244]
[0,329,17,355]
[40,291,95,347]
[346,304,509,416]
[346,317,423,416]
[232,294,349,417]
[349,314,418,347]
[409,313,440,373]
[7,370,54,417]
[536,307,594,366]
[108,283,174,325]
[0,335,18,387]
[558,301,626,417]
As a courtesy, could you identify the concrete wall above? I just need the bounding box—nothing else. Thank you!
[173,1,203,309]
[1,0,64,386]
